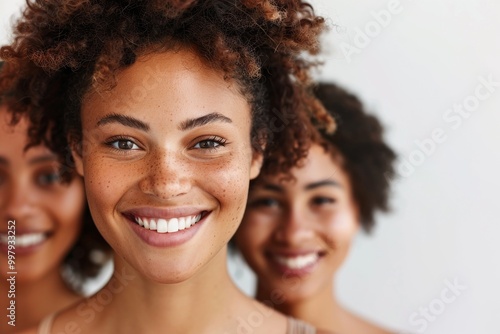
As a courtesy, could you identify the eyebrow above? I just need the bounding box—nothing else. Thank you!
[304,180,342,190]
[28,154,59,165]
[178,112,232,131]
[97,114,150,131]
[257,179,341,193]
[96,112,232,132]
[260,183,284,193]
[0,154,58,167]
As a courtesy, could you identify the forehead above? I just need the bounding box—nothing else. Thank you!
[82,48,248,122]
[0,106,29,151]
[258,144,350,190]
[0,107,53,161]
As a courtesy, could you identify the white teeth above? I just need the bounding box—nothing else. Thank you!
[167,218,179,233]
[178,217,186,230]
[149,219,157,231]
[157,219,168,233]
[134,214,203,233]
[274,253,319,269]
[0,233,47,247]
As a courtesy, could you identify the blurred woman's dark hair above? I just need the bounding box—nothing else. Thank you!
[313,82,397,232]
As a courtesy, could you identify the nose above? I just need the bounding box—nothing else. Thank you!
[273,206,314,245]
[138,150,192,200]
[1,177,36,221]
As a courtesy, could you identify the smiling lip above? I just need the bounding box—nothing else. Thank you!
[267,250,324,277]
[122,207,211,248]
[0,231,49,255]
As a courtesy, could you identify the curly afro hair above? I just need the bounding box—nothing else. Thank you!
[313,82,397,232]
[0,0,335,177]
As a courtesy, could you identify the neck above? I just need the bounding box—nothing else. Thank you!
[256,277,345,331]
[96,246,251,333]
[0,268,81,333]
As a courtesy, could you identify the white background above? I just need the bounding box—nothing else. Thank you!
[2,1,499,333]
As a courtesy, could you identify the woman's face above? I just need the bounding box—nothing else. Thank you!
[75,49,262,283]
[234,144,359,303]
[0,107,84,282]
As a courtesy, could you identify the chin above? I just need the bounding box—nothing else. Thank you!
[131,255,204,284]
[260,274,325,304]
[282,283,320,303]
[143,266,200,284]
[285,287,320,304]
[12,265,52,283]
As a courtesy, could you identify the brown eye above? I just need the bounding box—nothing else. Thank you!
[36,170,61,186]
[193,136,226,150]
[195,140,220,149]
[311,197,335,206]
[109,139,139,150]
[251,198,280,208]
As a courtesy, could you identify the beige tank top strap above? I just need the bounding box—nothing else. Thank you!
[286,317,317,334]
[37,312,56,334]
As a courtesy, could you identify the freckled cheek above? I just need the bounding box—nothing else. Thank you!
[201,159,251,206]
[199,159,253,245]
[82,156,136,218]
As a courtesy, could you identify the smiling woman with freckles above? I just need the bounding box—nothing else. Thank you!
[234,83,398,334]
[0,0,337,333]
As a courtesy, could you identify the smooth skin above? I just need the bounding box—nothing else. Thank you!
[19,48,332,334]
[0,107,84,333]
[235,144,393,334]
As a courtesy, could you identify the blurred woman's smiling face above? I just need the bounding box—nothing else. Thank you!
[74,48,262,283]
[235,144,360,303]
[0,107,84,282]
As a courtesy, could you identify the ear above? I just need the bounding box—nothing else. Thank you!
[249,151,263,180]
[69,135,84,177]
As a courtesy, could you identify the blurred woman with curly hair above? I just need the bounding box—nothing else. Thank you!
[0,0,335,333]
[0,62,111,334]
[235,82,397,334]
